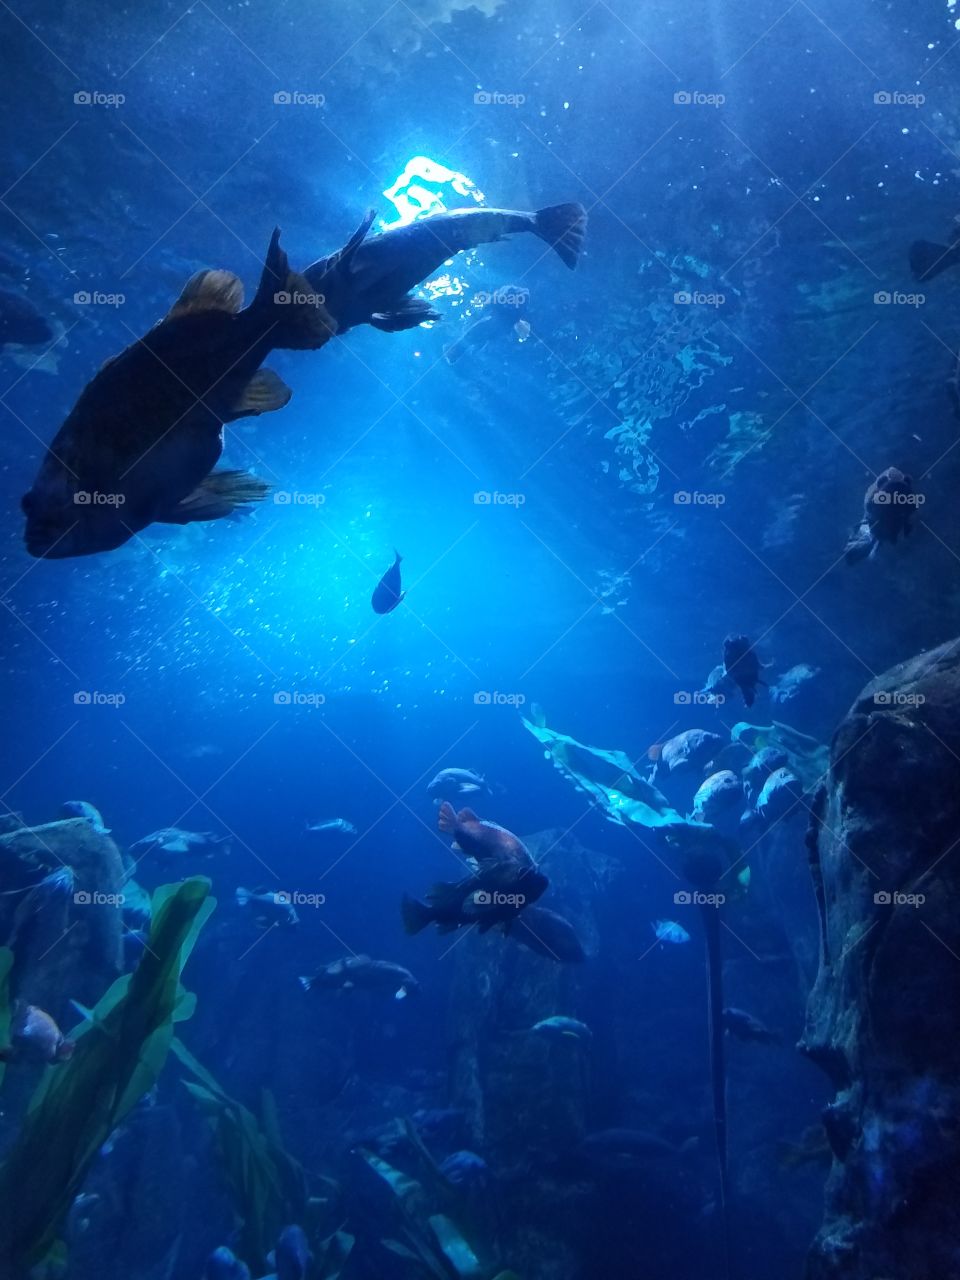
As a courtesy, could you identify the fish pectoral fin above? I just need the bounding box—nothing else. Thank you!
[165,838,189,853]
[370,297,441,332]
[159,470,271,525]
[166,269,244,320]
[227,368,292,419]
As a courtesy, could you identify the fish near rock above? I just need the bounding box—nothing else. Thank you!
[755,767,804,823]
[845,467,917,566]
[690,770,744,832]
[654,729,725,780]
[371,550,404,614]
[22,228,342,559]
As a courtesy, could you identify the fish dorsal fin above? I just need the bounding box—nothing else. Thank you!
[331,207,376,271]
[353,953,371,963]
[167,269,244,320]
[457,808,479,823]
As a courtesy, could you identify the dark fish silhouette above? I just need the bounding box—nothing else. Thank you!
[444,283,531,365]
[22,228,342,559]
[910,226,960,282]
[371,550,404,614]
[844,467,916,565]
[722,634,767,707]
[304,202,586,334]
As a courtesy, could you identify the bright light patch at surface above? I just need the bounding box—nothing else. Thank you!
[381,155,485,228]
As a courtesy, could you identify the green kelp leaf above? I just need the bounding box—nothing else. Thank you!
[522,713,684,829]
[731,721,829,793]
[0,878,214,1272]
[173,1039,307,1273]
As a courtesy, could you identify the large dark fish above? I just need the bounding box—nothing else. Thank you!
[371,550,404,614]
[304,202,587,334]
[0,288,53,349]
[22,229,342,559]
[722,634,767,707]
[844,466,916,565]
[511,905,586,963]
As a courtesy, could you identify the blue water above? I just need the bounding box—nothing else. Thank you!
[1,1,959,1276]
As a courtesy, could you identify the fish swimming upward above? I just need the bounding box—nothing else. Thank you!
[20,225,358,559]
[303,201,587,334]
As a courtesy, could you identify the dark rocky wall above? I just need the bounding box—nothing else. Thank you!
[802,637,960,1279]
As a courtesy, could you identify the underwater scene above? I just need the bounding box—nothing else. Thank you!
[3,0,960,1277]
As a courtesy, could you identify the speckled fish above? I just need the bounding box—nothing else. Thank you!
[742,746,790,799]
[22,229,342,559]
[654,729,725,779]
[755,767,804,823]
[371,550,405,614]
[304,202,587,334]
[769,663,819,704]
[299,954,419,1000]
[690,770,744,829]
[0,1002,74,1064]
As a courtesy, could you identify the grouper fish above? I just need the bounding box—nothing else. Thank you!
[21,227,351,559]
[303,201,587,334]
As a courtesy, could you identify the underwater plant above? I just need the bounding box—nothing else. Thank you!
[0,877,215,1276]
[172,1036,311,1272]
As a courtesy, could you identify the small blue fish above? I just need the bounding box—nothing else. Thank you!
[652,920,691,945]
[60,800,110,835]
[530,1015,593,1042]
[305,818,357,835]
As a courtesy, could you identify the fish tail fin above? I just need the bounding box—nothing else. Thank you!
[909,239,958,282]
[236,887,250,906]
[370,297,441,331]
[534,202,587,268]
[401,892,434,935]
[437,801,457,834]
[254,227,337,350]
[298,975,314,993]
[164,470,270,525]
